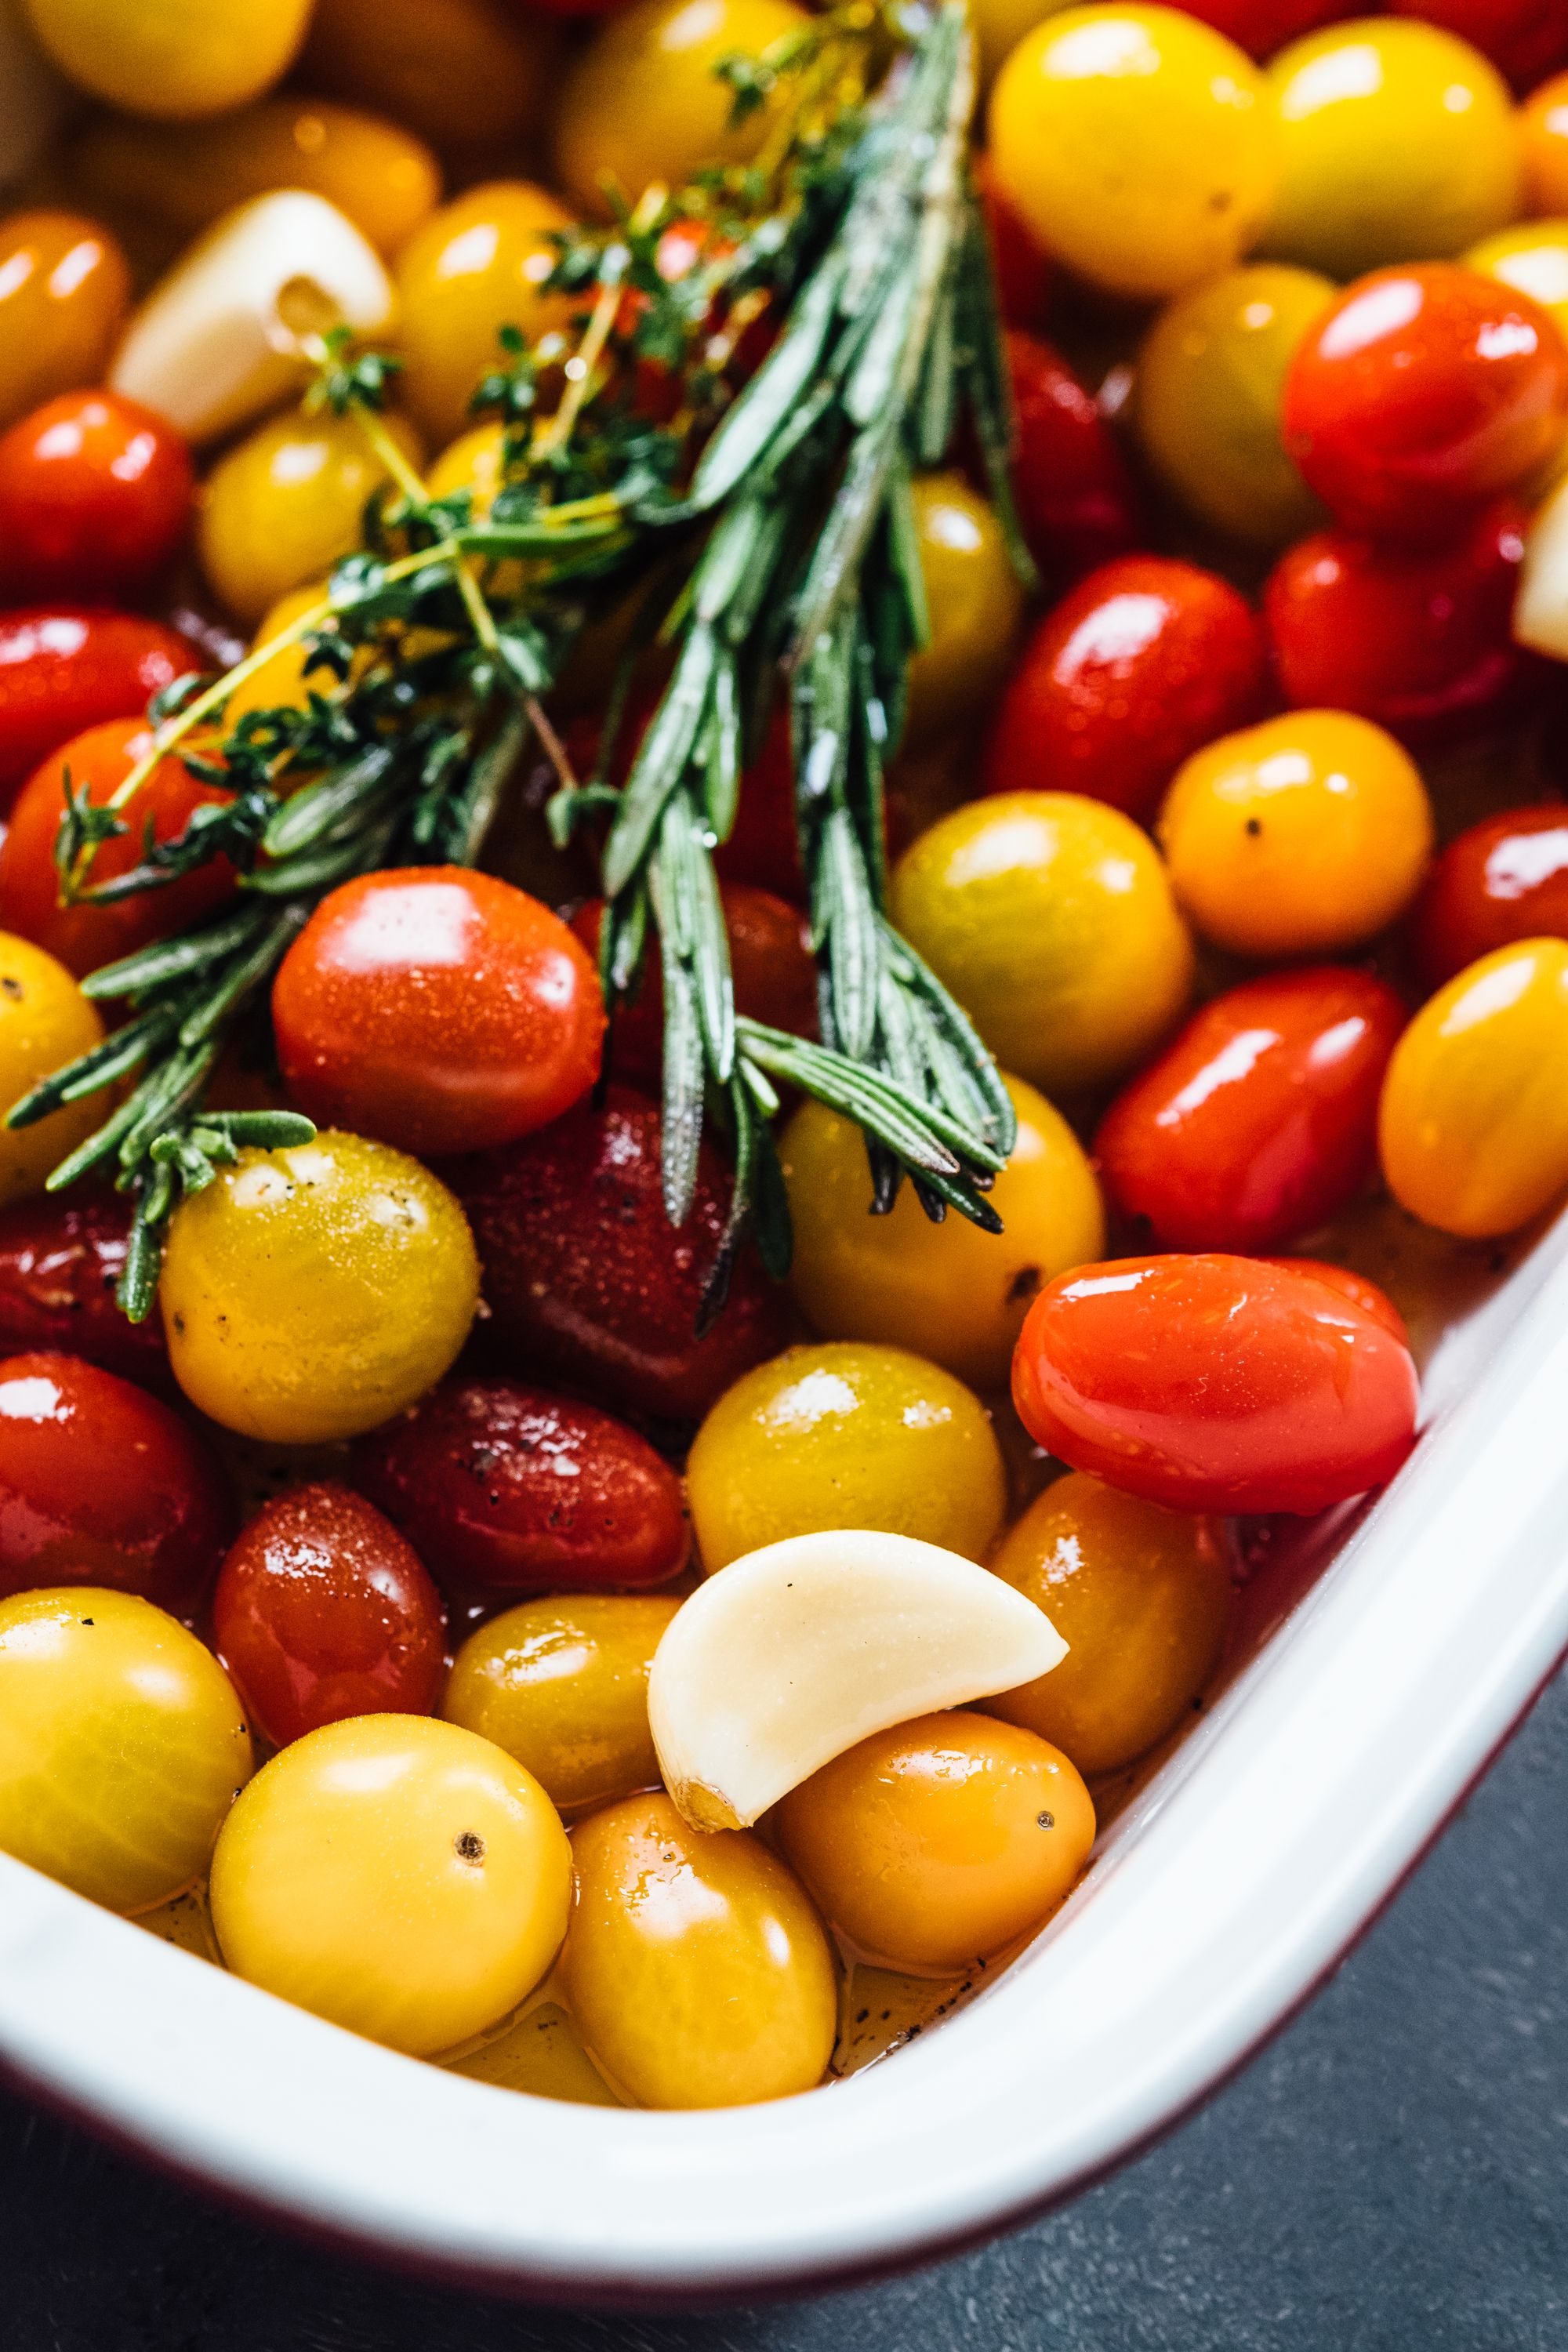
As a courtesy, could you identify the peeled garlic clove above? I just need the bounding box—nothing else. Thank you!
[1515,474,1568,662]
[648,1529,1068,1833]
[110,191,394,445]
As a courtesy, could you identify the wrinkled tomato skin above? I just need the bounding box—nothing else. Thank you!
[1281,266,1568,543]
[1264,501,1537,744]
[978,160,1052,332]
[1006,332,1143,588]
[212,1481,446,1749]
[1095,968,1406,1254]
[0,720,237,978]
[572,884,816,1091]
[1174,0,1344,56]
[1013,1255,1419,1515]
[1265,1258,1410,1348]
[1388,0,1568,91]
[453,1084,789,1425]
[0,1349,232,1610]
[352,1376,689,1597]
[0,393,194,600]
[0,608,201,803]
[1410,805,1568,989]
[0,1189,169,1383]
[984,557,1268,821]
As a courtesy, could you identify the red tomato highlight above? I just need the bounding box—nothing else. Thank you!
[1410,805,1568,989]
[572,883,816,1090]
[1006,331,1143,588]
[1011,1254,1420,1515]
[1095,968,1406,1254]
[0,1189,169,1383]
[352,1376,689,1596]
[1264,1258,1410,1348]
[0,607,201,802]
[0,391,193,599]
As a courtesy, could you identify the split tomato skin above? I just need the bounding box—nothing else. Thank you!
[1005,331,1142,587]
[1011,1254,1421,1516]
[1095,968,1406,1254]
[0,608,200,802]
[212,1481,447,1751]
[0,392,194,600]
[572,885,815,1091]
[1410,807,1568,990]
[1265,1258,1410,1348]
[351,1376,689,1598]
[0,1350,232,1613]
[0,1189,169,1383]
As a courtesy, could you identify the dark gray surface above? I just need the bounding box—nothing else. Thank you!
[3,1668,1566,2352]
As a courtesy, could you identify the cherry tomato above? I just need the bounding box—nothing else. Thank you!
[712,703,804,902]
[23,0,314,119]
[976,157,1051,333]
[904,474,1025,745]
[1388,0,1568,92]
[1264,502,1536,746]
[1005,331,1142,588]
[393,182,573,448]
[196,406,424,630]
[0,1351,231,1612]
[1174,0,1343,57]
[301,0,557,153]
[1011,1254,1421,1515]
[0,720,238,979]
[0,392,194,601]
[273,868,603,1160]
[0,608,201,802]
[0,1189,169,1382]
[352,1375,688,1596]
[453,1085,789,1424]
[1522,71,1568,217]
[0,933,106,1206]
[0,211,131,434]
[1095,967,1405,1254]
[1265,1258,1409,1346]
[572,884,814,1092]
[983,557,1267,822]
[1412,807,1568,990]
[212,1481,446,1749]
[1280,267,1568,545]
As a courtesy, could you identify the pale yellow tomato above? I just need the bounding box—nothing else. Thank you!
[21,0,314,119]
[197,408,423,629]
[904,473,1025,745]
[394,182,574,448]
[0,931,106,1207]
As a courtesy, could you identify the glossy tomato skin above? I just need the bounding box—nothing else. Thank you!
[352,1375,689,1597]
[1265,500,1537,742]
[1388,0,1568,91]
[0,608,200,802]
[0,393,194,600]
[1265,1258,1410,1348]
[0,720,237,978]
[0,1350,232,1611]
[272,868,604,1160]
[1175,0,1344,56]
[1006,332,1142,588]
[1411,806,1568,989]
[211,1481,446,1750]
[1011,1255,1420,1515]
[453,1084,789,1425]
[571,884,815,1091]
[984,557,1268,821]
[1095,969,1405,1254]
[0,1189,169,1383]
[1281,266,1568,543]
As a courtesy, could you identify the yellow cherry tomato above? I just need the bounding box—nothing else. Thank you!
[443,1595,682,1814]
[1378,938,1568,1240]
[554,0,810,220]
[210,1714,570,2058]
[1260,20,1522,282]
[890,793,1195,1098]
[0,209,130,431]
[196,408,424,629]
[987,5,1279,303]
[394,182,573,449]
[221,583,340,735]
[561,1791,837,2108]
[1157,710,1435,960]
[66,100,441,264]
[904,472,1025,746]
[299,0,558,154]
[780,1076,1104,1392]
[0,1588,251,1915]
[686,1341,1008,1573]
[161,1132,480,1443]
[426,419,525,599]
[21,0,313,119]
[1523,71,1568,219]
[776,1710,1095,1973]
[0,931,106,1208]
[1134,263,1333,549]
[984,1472,1232,1775]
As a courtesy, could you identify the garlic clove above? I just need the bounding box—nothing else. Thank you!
[109,191,395,445]
[648,1529,1068,1833]
[1515,474,1568,662]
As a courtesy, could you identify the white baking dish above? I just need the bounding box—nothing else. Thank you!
[2,1202,1566,2302]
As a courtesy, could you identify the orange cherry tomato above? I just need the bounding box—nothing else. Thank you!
[1521,71,1568,215]
[0,392,193,600]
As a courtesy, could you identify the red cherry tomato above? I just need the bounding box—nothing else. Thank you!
[0,718,238,978]
[0,392,194,600]
[983,557,1268,821]
[1006,331,1143,589]
[711,703,806,903]
[352,1375,689,1597]
[1264,1258,1410,1348]
[571,882,816,1091]
[272,867,603,1159]
[0,1189,169,1382]
[1410,804,1568,989]
[1174,0,1345,56]
[1094,968,1406,1254]
[1011,1254,1420,1515]
[1264,500,1537,744]
[0,608,201,803]
[1281,267,1568,544]
[212,1481,446,1749]
[1388,0,1568,90]
[453,1083,789,1423]
[0,1349,231,1610]
[976,158,1051,332]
